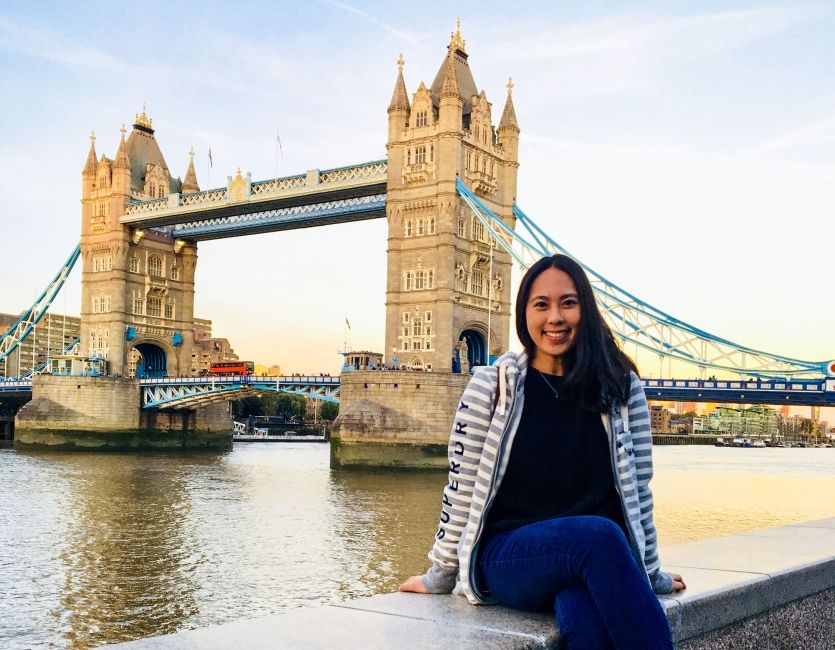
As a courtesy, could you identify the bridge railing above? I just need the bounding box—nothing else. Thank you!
[123,159,387,219]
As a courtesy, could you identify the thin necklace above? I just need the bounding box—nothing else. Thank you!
[537,369,560,400]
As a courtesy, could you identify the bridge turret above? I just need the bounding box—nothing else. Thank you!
[387,53,410,143]
[497,78,520,204]
[82,131,98,196]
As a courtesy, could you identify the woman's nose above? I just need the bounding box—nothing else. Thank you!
[547,306,564,323]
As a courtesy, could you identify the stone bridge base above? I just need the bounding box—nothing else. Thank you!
[331,370,471,469]
[14,375,232,451]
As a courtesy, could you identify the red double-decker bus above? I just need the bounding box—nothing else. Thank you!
[208,360,255,375]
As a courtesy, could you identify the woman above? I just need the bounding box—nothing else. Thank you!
[400,254,685,649]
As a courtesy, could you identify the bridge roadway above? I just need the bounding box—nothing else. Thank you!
[119,161,387,240]
[2,374,835,407]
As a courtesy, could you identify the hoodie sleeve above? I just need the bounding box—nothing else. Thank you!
[627,372,673,595]
[420,367,496,593]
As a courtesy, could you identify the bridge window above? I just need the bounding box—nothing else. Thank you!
[134,297,144,314]
[164,301,174,319]
[147,296,162,317]
[416,271,425,290]
[427,270,434,288]
[472,217,484,242]
[471,269,484,296]
[148,255,163,277]
[416,110,427,127]
[170,265,180,280]
[425,311,432,322]
[429,217,435,234]
[457,218,465,238]
[415,146,426,164]
[129,257,139,273]
[430,144,434,162]
[405,272,413,290]
[405,220,413,237]
[402,312,410,324]
[414,340,421,350]
[403,341,409,351]
[150,183,156,197]
[417,219,424,236]
[407,148,412,165]
[413,319,422,336]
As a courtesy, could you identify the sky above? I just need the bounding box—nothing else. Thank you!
[1,1,834,383]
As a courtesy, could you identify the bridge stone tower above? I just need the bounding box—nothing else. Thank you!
[79,108,199,377]
[384,25,520,372]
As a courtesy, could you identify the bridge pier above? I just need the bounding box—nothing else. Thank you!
[331,370,470,469]
[14,375,232,451]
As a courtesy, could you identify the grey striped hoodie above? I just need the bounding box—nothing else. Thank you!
[421,350,674,603]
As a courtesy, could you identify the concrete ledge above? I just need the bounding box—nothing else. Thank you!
[108,518,835,649]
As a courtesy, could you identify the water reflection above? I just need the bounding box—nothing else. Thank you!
[327,470,445,595]
[54,454,216,647]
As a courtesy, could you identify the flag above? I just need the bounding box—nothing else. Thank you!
[276,131,283,156]
[345,317,351,330]
[208,146,213,168]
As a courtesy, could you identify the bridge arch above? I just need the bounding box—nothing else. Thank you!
[457,326,488,370]
[129,338,178,378]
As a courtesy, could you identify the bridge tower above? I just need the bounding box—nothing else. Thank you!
[79,108,198,376]
[384,24,520,373]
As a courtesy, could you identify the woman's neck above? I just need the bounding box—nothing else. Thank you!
[530,353,565,376]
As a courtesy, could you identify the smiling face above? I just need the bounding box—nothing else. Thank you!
[525,267,581,375]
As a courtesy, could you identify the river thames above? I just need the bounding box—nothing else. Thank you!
[1,444,833,649]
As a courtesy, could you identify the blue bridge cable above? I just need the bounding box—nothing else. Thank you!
[453,180,826,376]
[0,243,81,364]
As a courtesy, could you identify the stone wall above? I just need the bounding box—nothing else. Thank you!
[14,375,231,451]
[331,370,471,468]
[16,375,140,432]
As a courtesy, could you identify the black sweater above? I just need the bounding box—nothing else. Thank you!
[485,369,626,536]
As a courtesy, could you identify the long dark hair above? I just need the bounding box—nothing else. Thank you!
[515,254,637,411]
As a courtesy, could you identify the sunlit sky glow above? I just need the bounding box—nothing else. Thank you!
[1,1,833,396]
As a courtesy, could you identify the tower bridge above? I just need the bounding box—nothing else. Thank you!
[1,24,833,455]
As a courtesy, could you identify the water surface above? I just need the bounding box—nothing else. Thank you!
[1,444,832,648]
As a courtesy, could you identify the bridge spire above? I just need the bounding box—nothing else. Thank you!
[82,130,97,176]
[182,146,200,194]
[498,76,519,134]
[388,53,410,113]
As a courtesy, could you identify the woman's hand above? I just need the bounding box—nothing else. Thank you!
[669,572,686,593]
[398,575,428,593]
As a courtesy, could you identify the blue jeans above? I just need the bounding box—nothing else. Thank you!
[477,516,673,650]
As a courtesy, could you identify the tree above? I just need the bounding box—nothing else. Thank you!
[320,402,339,421]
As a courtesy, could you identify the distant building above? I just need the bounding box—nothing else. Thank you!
[0,312,81,378]
[266,364,281,376]
[650,405,672,434]
[190,318,238,375]
[343,350,384,371]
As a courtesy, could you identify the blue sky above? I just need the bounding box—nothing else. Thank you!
[1,1,834,384]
